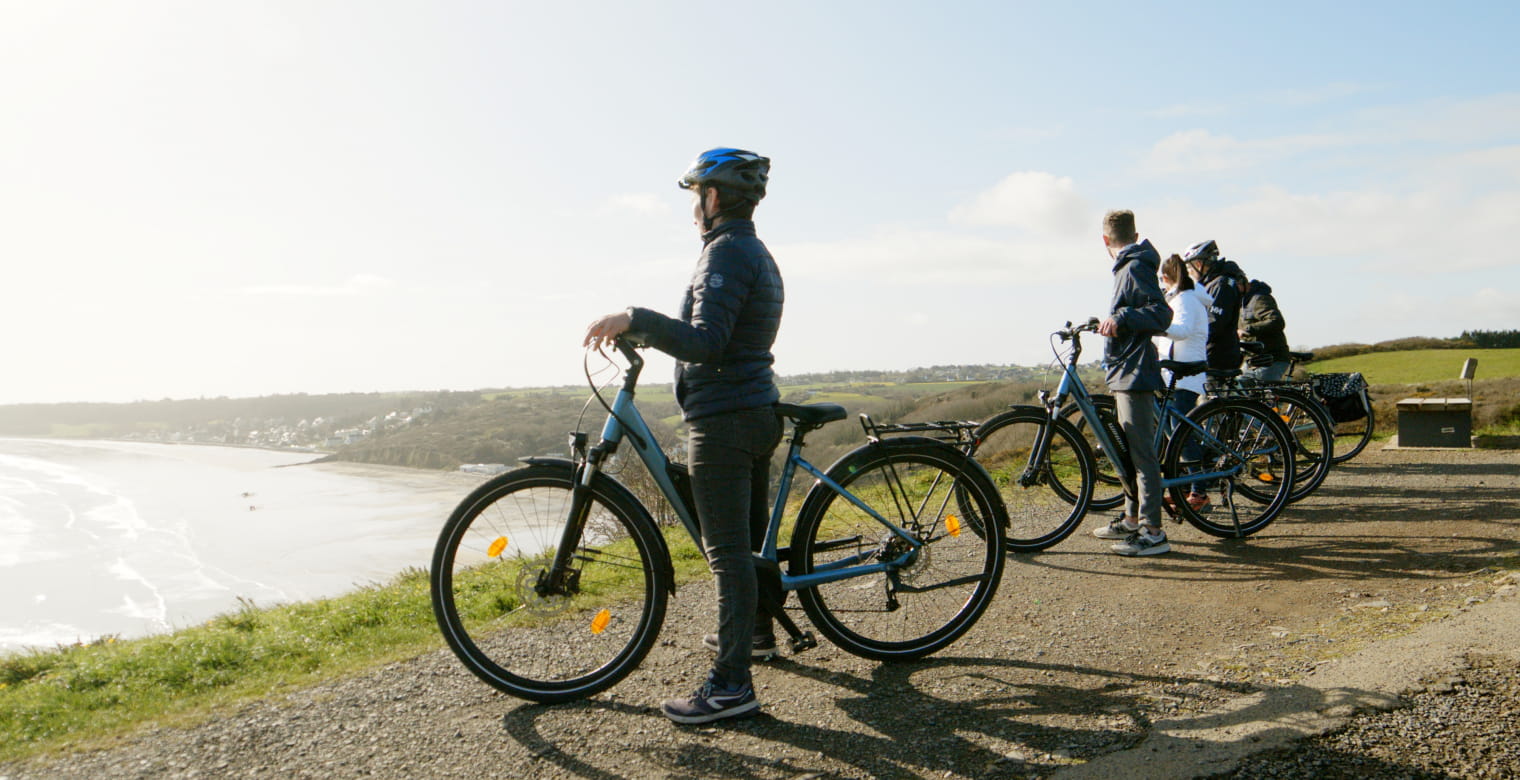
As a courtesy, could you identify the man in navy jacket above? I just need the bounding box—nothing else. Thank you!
[1091,210,1173,556]
[585,148,783,724]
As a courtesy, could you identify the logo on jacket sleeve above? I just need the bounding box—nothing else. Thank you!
[708,273,725,289]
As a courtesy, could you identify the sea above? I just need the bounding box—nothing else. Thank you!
[0,437,482,655]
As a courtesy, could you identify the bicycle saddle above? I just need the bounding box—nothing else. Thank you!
[1158,360,1209,378]
[775,403,848,428]
[1289,351,1314,362]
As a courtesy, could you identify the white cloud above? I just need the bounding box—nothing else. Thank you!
[1147,183,1520,274]
[1142,129,1346,175]
[241,274,398,297]
[948,171,1092,235]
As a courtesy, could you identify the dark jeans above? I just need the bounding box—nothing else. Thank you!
[688,405,782,685]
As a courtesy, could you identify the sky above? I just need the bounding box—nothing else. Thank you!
[2,1,1517,405]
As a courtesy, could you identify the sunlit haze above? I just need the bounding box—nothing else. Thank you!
[3,2,1517,404]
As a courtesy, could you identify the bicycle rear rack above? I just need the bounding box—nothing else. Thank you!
[859,413,979,444]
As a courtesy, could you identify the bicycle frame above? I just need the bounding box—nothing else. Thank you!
[1035,321,1251,492]
[562,340,927,596]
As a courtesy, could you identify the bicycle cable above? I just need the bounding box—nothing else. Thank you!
[581,344,649,454]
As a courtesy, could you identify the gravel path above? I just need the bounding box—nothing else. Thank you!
[4,445,1519,779]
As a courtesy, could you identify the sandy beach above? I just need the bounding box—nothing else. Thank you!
[0,438,487,654]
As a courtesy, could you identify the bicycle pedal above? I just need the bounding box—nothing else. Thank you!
[789,632,818,653]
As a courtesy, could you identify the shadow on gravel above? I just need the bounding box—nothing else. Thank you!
[495,655,1409,778]
[1007,530,1516,588]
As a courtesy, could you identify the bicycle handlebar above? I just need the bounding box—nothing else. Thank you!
[1057,317,1101,341]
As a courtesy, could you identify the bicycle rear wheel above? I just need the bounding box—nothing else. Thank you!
[1269,388,1335,502]
[970,407,1095,552]
[1163,399,1297,538]
[1330,389,1375,464]
[431,464,670,703]
[791,438,1006,661]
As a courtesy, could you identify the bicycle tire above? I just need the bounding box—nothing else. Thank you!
[431,463,670,703]
[969,407,1096,552]
[1163,398,1297,538]
[1329,388,1375,464]
[1268,387,1335,502]
[1059,396,1125,511]
[790,437,1006,661]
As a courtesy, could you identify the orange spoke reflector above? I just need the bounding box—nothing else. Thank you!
[946,514,962,537]
[487,536,508,557]
[590,608,611,634]
[1258,473,1276,482]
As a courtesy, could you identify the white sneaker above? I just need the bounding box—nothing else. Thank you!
[1092,516,1140,540]
[1111,529,1171,556]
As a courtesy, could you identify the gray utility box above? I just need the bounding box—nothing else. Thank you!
[1396,398,1472,447]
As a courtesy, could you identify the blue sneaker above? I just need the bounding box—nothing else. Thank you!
[660,671,759,725]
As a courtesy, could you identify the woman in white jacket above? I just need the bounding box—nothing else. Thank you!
[1153,254,1214,513]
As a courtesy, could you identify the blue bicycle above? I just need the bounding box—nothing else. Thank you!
[430,338,1008,703]
[968,319,1297,550]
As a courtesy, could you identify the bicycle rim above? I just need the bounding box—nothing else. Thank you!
[1165,401,1296,538]
[1062,398,1124,510]
[793,442,1005,661]
[1331,394,1375,464]
[971,409,1093,552]
[1272,390,1333,502]
[430,466,667,703]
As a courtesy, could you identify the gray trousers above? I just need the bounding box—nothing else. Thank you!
[1114,390,1163,527]
[687,406,782,685]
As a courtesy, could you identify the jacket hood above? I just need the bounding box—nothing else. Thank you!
[1170,284,1214,309]
[1247,279,1273,296]
[1111,238,1161,274]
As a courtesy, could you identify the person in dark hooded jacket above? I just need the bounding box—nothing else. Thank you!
[1090,209,1173,557]
[1239,279,1291,381]
[1183,240,1241,371]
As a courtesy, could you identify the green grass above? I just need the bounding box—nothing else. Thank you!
[0,529,710,763]
[1309,348,1520,385]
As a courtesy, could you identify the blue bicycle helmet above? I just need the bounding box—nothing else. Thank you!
[677,148,770,203]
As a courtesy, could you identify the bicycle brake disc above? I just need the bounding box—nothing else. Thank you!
[515,560,577,617]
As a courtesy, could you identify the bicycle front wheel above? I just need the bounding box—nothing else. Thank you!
[431,464,670,703]
[1060,396,1125,511]
[970,407,1095,552]
[1163,399,1297,538]
[791,438,1007,661]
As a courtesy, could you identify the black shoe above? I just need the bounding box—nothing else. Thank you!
[661,671,759,725]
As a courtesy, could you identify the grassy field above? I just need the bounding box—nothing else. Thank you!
[1309,348,1520,385]
[0,531,711,763]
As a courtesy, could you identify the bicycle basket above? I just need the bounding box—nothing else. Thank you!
[1310,372,1369,423]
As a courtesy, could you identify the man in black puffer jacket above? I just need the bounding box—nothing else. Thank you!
[584,148,782,725]
[1239,278,1291,380]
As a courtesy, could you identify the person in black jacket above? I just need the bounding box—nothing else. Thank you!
[1239,278,1291,380]
[584,148,783,725]
[1090,210,1173,556]
[1183,240,1242,371]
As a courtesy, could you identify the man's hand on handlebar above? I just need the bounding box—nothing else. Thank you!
[583,310,632,351]
[1097,317,1119,338]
